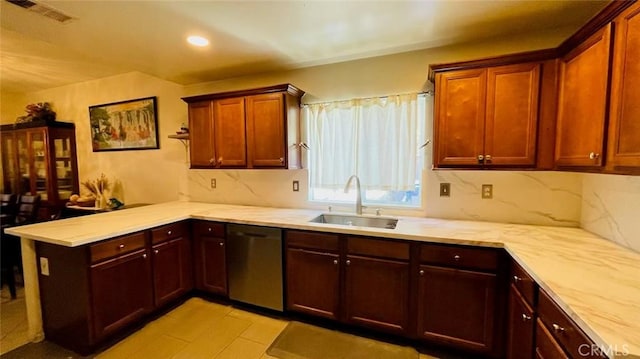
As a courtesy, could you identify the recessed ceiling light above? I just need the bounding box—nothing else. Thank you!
[187,35,209,47]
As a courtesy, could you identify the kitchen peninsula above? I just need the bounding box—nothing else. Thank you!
[6,201,639,358]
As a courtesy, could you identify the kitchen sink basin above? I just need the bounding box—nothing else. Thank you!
[309,214,398,229]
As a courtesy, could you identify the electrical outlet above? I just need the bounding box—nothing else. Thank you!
[482,184,493,199]
[210,178,216,189]
[40,257,50,276]
[292,180,299,192]
[440,183,451,197]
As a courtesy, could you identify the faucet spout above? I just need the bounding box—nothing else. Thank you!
[344,175,363,215]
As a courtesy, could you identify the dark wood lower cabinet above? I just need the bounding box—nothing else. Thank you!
[344,255,409,334]
[535,318,569,359]
[90,248,154,341]
[507,284,535,359]
[152,237,193,307]
[417,264,499,354]
[194,235,227,295]
[286,247,340,320]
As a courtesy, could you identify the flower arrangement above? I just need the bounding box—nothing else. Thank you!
[16,102,57,123]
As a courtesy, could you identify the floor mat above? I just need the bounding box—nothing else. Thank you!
[266,321,419,359]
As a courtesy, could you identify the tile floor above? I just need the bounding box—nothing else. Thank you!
[2,296,459,358]
[0,286,29,355]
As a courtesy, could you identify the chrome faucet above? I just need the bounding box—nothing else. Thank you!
[344,175,363,215]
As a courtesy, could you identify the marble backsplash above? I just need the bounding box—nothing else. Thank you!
[183,168,584,227]
[581,174,640,252]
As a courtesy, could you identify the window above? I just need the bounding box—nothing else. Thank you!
[303,93,428,208]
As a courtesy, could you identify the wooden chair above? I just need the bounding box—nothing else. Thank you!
[1,194,40,299]
[0,193,17,227]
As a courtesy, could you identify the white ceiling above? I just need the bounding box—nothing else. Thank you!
[1,0,608,94]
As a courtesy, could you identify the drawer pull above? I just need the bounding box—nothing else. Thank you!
[142,253,147,259]
[453,255,460,261]
[118,244,125,249]
[419,270,424,276]
[167,230,172,235]
[513,275,521,283]
[219,242,224,247]
[154,249,159,254]
[346,260,351,266]
[208,227,212,232]
[333,259,338,265]
[552,323,565,333]
[521,313,532,321]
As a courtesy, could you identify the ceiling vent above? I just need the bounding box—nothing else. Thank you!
[6,0,75,23]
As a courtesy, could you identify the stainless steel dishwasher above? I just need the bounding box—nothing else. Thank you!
[226,224,283,311]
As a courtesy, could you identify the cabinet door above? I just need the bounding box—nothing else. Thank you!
[556,24,612,167]
[434,69,486,167]
[194,234,227,295]
[607,3,640,168]
[344,255,409,335]
[246,93,286,168]
[485,63,540,166]
[188,101,216,167]
[152,237,193,307]
[1,132,17,193]
[286,248,340,320]
[535,319,569,359]
[507,285,535,359]
[90,249,153,341]
[214,97,247,167]
[417,265,498,354]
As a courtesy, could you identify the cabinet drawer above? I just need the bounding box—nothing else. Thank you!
[347,237,409,260]
[538,289,605,359]
[286,230,339,252]
[511,260,537,307]
[90,232,147,264]
[193,221,225,238]
[535,318,569,359]
[420,243,499,271]
[151,221,189,244]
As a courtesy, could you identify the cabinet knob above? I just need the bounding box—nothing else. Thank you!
[118,244,125,249]
[333,259,338,265]
[142,253,147,259]
[419,270,424,276]
[208,227,212,232]
[552,323,565,333]
[219,242,224,246]
[209,158,216,165]
[485,154,492,162]
[513,275,521,283]
[218,157,223,164]
[167,230,172,235]
[279,157,284,164]
[521,313,532,321]
[589,152,600,160]
[453,255,461,261]
[154,249,159,254]
[346,260,351,266]
[477,154,484,163]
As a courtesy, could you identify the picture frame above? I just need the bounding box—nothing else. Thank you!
[89,96,159,152]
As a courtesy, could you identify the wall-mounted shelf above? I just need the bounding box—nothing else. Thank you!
[168,133,189,162]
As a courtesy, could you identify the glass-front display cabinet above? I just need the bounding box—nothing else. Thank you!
[1,121,79,219]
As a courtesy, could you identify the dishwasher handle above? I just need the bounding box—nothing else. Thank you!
[231,231,268,238]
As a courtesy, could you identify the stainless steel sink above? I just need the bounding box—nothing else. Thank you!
[309,214,398,229]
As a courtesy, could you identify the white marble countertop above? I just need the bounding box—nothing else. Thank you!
[6,201,640,358]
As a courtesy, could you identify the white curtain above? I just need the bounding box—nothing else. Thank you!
[304,93,419,191]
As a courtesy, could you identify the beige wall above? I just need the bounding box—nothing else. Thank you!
[1,91,27,123]
[15,72,188,205]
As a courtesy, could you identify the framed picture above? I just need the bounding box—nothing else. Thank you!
[89,96,159,152]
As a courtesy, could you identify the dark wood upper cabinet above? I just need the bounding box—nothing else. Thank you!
[187,101,216,167]
[214,97,247,167]
[434,68,486,167]
[555,24,612,168]
[434,63,540,168]
[182,84,304,169]
[607,2,640,170]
